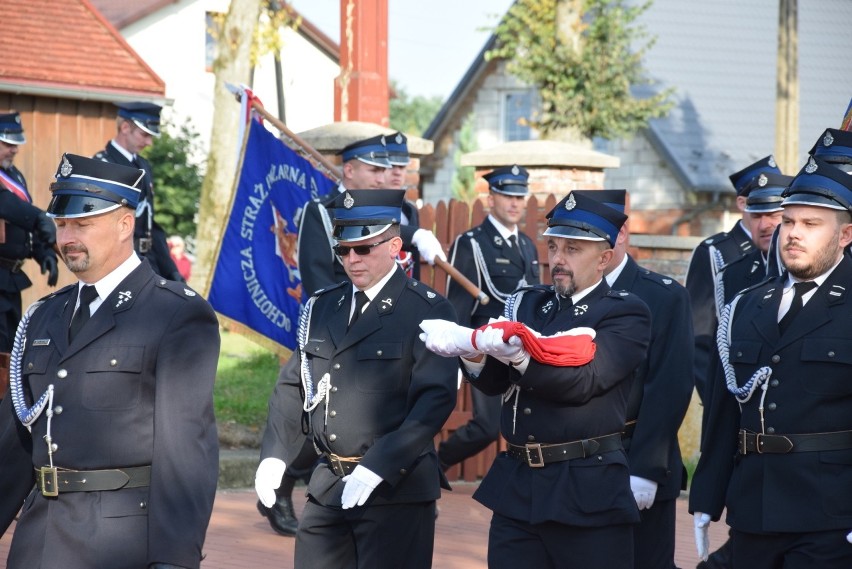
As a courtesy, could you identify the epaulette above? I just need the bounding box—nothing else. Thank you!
[606,289,635,300]
[464,226,484,239]
[155,277,201,300]
[312,281,348,299]
[514,283,550,295]
[406,279,443,303]
[638,268,681,290]
[709,233,754,269]
[37,283,76,302]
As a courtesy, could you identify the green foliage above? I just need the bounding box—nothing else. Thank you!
[214,331,280,427]
[487,0,674,140]
[143,121,204,239]
[389,81,444,136]
[452,113,478,201]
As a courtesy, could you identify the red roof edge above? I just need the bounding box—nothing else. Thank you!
[79,0,166,96]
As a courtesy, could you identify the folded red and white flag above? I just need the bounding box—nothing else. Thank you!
[472,321,596,366]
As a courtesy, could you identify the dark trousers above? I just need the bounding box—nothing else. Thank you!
[731,527,852,569]
[487,512,634,569]
[438,385,501,467]
[634,497,678,569]
[294,497,436,569]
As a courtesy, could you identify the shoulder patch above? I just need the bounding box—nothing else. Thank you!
[312,281,348,299]
[407,280,443,303]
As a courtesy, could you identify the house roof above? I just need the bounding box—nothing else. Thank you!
[0,0,165,101]
[426,0,852,194]
[89,0,340,63]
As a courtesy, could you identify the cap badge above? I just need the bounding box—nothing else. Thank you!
[59,156,73,177]
[565,193,576,211]
[824,132,835,147]
[343,192,355,209]
[768,156,777,168]
[494,235,503,247]
[758,173,768,187]
[395,133,403,144]
[511,165,520,176]
[805,157,818,174]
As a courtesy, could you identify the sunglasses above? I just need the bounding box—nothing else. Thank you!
[333,236,394,257]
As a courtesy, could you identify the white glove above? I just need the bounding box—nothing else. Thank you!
[630,475,658,510]
[255,457,287,508]
[847,529,852,544]
[694,512,711,562]
[419,319,478,358]
[411,229,447,265]
[474,326,529,367]
[341,464,383,509]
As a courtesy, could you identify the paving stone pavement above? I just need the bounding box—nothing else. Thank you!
[1,484,728,568]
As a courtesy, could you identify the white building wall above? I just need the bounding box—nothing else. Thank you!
[119,0,337,154]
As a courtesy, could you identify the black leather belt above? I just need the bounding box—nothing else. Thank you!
[35,465,151,497]
[323,453,361,477]
[738,429,852,455]
[506,433,623,467]
[0,256,25,272]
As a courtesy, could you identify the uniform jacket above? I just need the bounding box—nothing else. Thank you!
[685,221,755,400]
[612,255,694,501]
[0,260,220,569]
[261,268,458,507]
[446,217,540,328]
[690,256,852,533]
[94,143,179,280]
[0,168,55,297]
[468,281,651,527]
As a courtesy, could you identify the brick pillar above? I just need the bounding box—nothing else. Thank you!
[334,0,389,126]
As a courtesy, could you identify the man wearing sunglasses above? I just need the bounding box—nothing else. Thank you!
[94,102,182,283]
[258,189,458,568]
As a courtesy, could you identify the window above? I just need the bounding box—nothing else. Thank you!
[503,90,536,141]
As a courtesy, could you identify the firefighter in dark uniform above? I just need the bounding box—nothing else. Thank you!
[422,191,652,568]
[94,102,182,282]
[569,189,693,569]
[0,111,58,354]
[686,155,781,404]
[0,154,220,569]
[691,156,852,569]
[386,131,423,279]
[438,165,540,470]
[257,189,458,569]
[296,134,445,298]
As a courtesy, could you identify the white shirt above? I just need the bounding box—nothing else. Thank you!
[777,256,842,321]
[487,215,519,245]
[109,139,136,163]
[604,254,629,287]
[75,253,141,317]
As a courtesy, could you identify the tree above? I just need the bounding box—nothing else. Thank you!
[193,0,262,290]
[487,0,673,141]
[389,82,443,136]
[143,120,204,240]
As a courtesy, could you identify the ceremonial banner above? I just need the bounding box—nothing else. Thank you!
[208,118,335,353]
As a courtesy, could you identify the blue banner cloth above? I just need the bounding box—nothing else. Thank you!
[208,119,335,352]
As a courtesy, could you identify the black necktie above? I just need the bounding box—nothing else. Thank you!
[558,295,573,312]
[508,235,525,264]
[348,291,369,330]
[69,285,99,342]
[779,281,817,335]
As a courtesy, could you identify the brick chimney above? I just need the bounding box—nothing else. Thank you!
[334,0,389,126]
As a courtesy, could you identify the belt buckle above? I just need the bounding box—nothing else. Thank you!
[739,430,749,455]
[755,433,765,454]
[327,453,345,476]
[524,443,545,468]
[39,466,59,497]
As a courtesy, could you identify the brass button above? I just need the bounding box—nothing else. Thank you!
[57,369,68,379]
[140,501,147,509]
[527,435,535,442]
[329,410,337,417]
[331,386,338,393]
[828,351,836,358]
[771,355,781,364]
[770,379,779,388]
[110,359,117,367]
[737,351,743,357]
[523,408,531,415]
[329,434,337,442]
[767,402,777,411]
[333,363,341,370]
[767,427,776,434]
[54,405,63,415]
[376,350,383,357]
[27,362,33,370]
[51,443,58,452]
[399,468,407,475]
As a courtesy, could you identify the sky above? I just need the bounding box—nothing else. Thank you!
[288,0,515,101]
